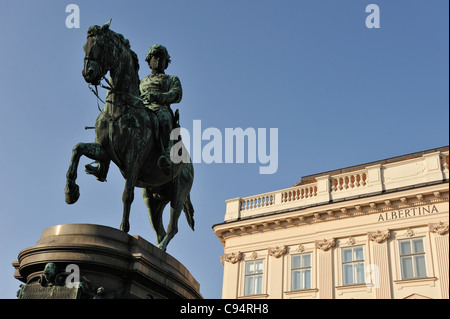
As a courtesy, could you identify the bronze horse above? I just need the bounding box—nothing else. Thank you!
[65,20,194,251]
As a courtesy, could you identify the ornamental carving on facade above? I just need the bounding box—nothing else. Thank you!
[268,245,287,258]
[346,237,356,245]
[429,221,449,235]
[405,228,415,237]
[222,251,242,264]
[315,238,335,251]
[296,244,306,252]
[368,230,390,243]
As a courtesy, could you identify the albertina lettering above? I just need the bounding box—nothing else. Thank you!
[377,205,438,222]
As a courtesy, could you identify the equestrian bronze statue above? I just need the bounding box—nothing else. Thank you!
[64,20,194,251]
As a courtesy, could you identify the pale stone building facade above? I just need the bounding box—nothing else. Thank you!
[213,146,449,299]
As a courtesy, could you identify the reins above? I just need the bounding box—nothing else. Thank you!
[87,75,147,124]
[88,82,107,114]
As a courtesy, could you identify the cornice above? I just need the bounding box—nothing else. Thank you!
[214,185,449,245]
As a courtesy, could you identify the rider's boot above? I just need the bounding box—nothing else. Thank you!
[157,121,174,176]
[85,161,109,182]
[158,139,174,176]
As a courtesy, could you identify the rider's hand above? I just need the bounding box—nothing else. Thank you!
[143,92,159,104]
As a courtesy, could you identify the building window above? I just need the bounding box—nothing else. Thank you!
[399,238,427,279]
[291,253,312,290]
[244,260,264,295]
[342,246,365,285]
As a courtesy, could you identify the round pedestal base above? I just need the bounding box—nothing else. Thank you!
[12,224,202,299]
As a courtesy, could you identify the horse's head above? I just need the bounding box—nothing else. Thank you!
[82,20,114,85]
[83,19,132,86]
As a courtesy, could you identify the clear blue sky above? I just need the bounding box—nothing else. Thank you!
[0,0,448,299]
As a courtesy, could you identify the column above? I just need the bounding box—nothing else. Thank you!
[368,230,392,299]
[316,238,335,299]
[429,222,449,299]
[267,246,287,299]
[221,251,242,298]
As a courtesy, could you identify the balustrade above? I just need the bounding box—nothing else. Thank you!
[225,150,448,221]
[241,194,275,211]
[331,171,367,192]
[281,185,317,203]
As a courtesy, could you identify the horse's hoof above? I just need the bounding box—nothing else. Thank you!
[157,243,167,252]
[65,184,80,204]
[120,222,130,233]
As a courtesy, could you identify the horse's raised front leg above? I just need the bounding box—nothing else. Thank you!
[65,142,109,204]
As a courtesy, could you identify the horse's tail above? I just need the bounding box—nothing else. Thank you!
[183,194,195,231]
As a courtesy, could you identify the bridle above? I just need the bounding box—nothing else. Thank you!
[84,38,146,124]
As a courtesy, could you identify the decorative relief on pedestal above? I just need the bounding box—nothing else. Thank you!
[429,221,449,235]
[221,251,242,264]
[315,238,335,251]
[368,230,390,244]
[268,245,287,258]
[17,262,95,299]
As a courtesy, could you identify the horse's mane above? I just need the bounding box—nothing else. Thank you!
[87,25,140,73]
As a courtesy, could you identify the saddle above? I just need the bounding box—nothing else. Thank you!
[145,107,182,155]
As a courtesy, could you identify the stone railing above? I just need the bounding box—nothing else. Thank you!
[281,183,317,203]
[224,150,449,221]
[241,193,275,212]
[330,171,367,192]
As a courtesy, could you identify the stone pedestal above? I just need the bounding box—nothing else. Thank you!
[12,224,202,299]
